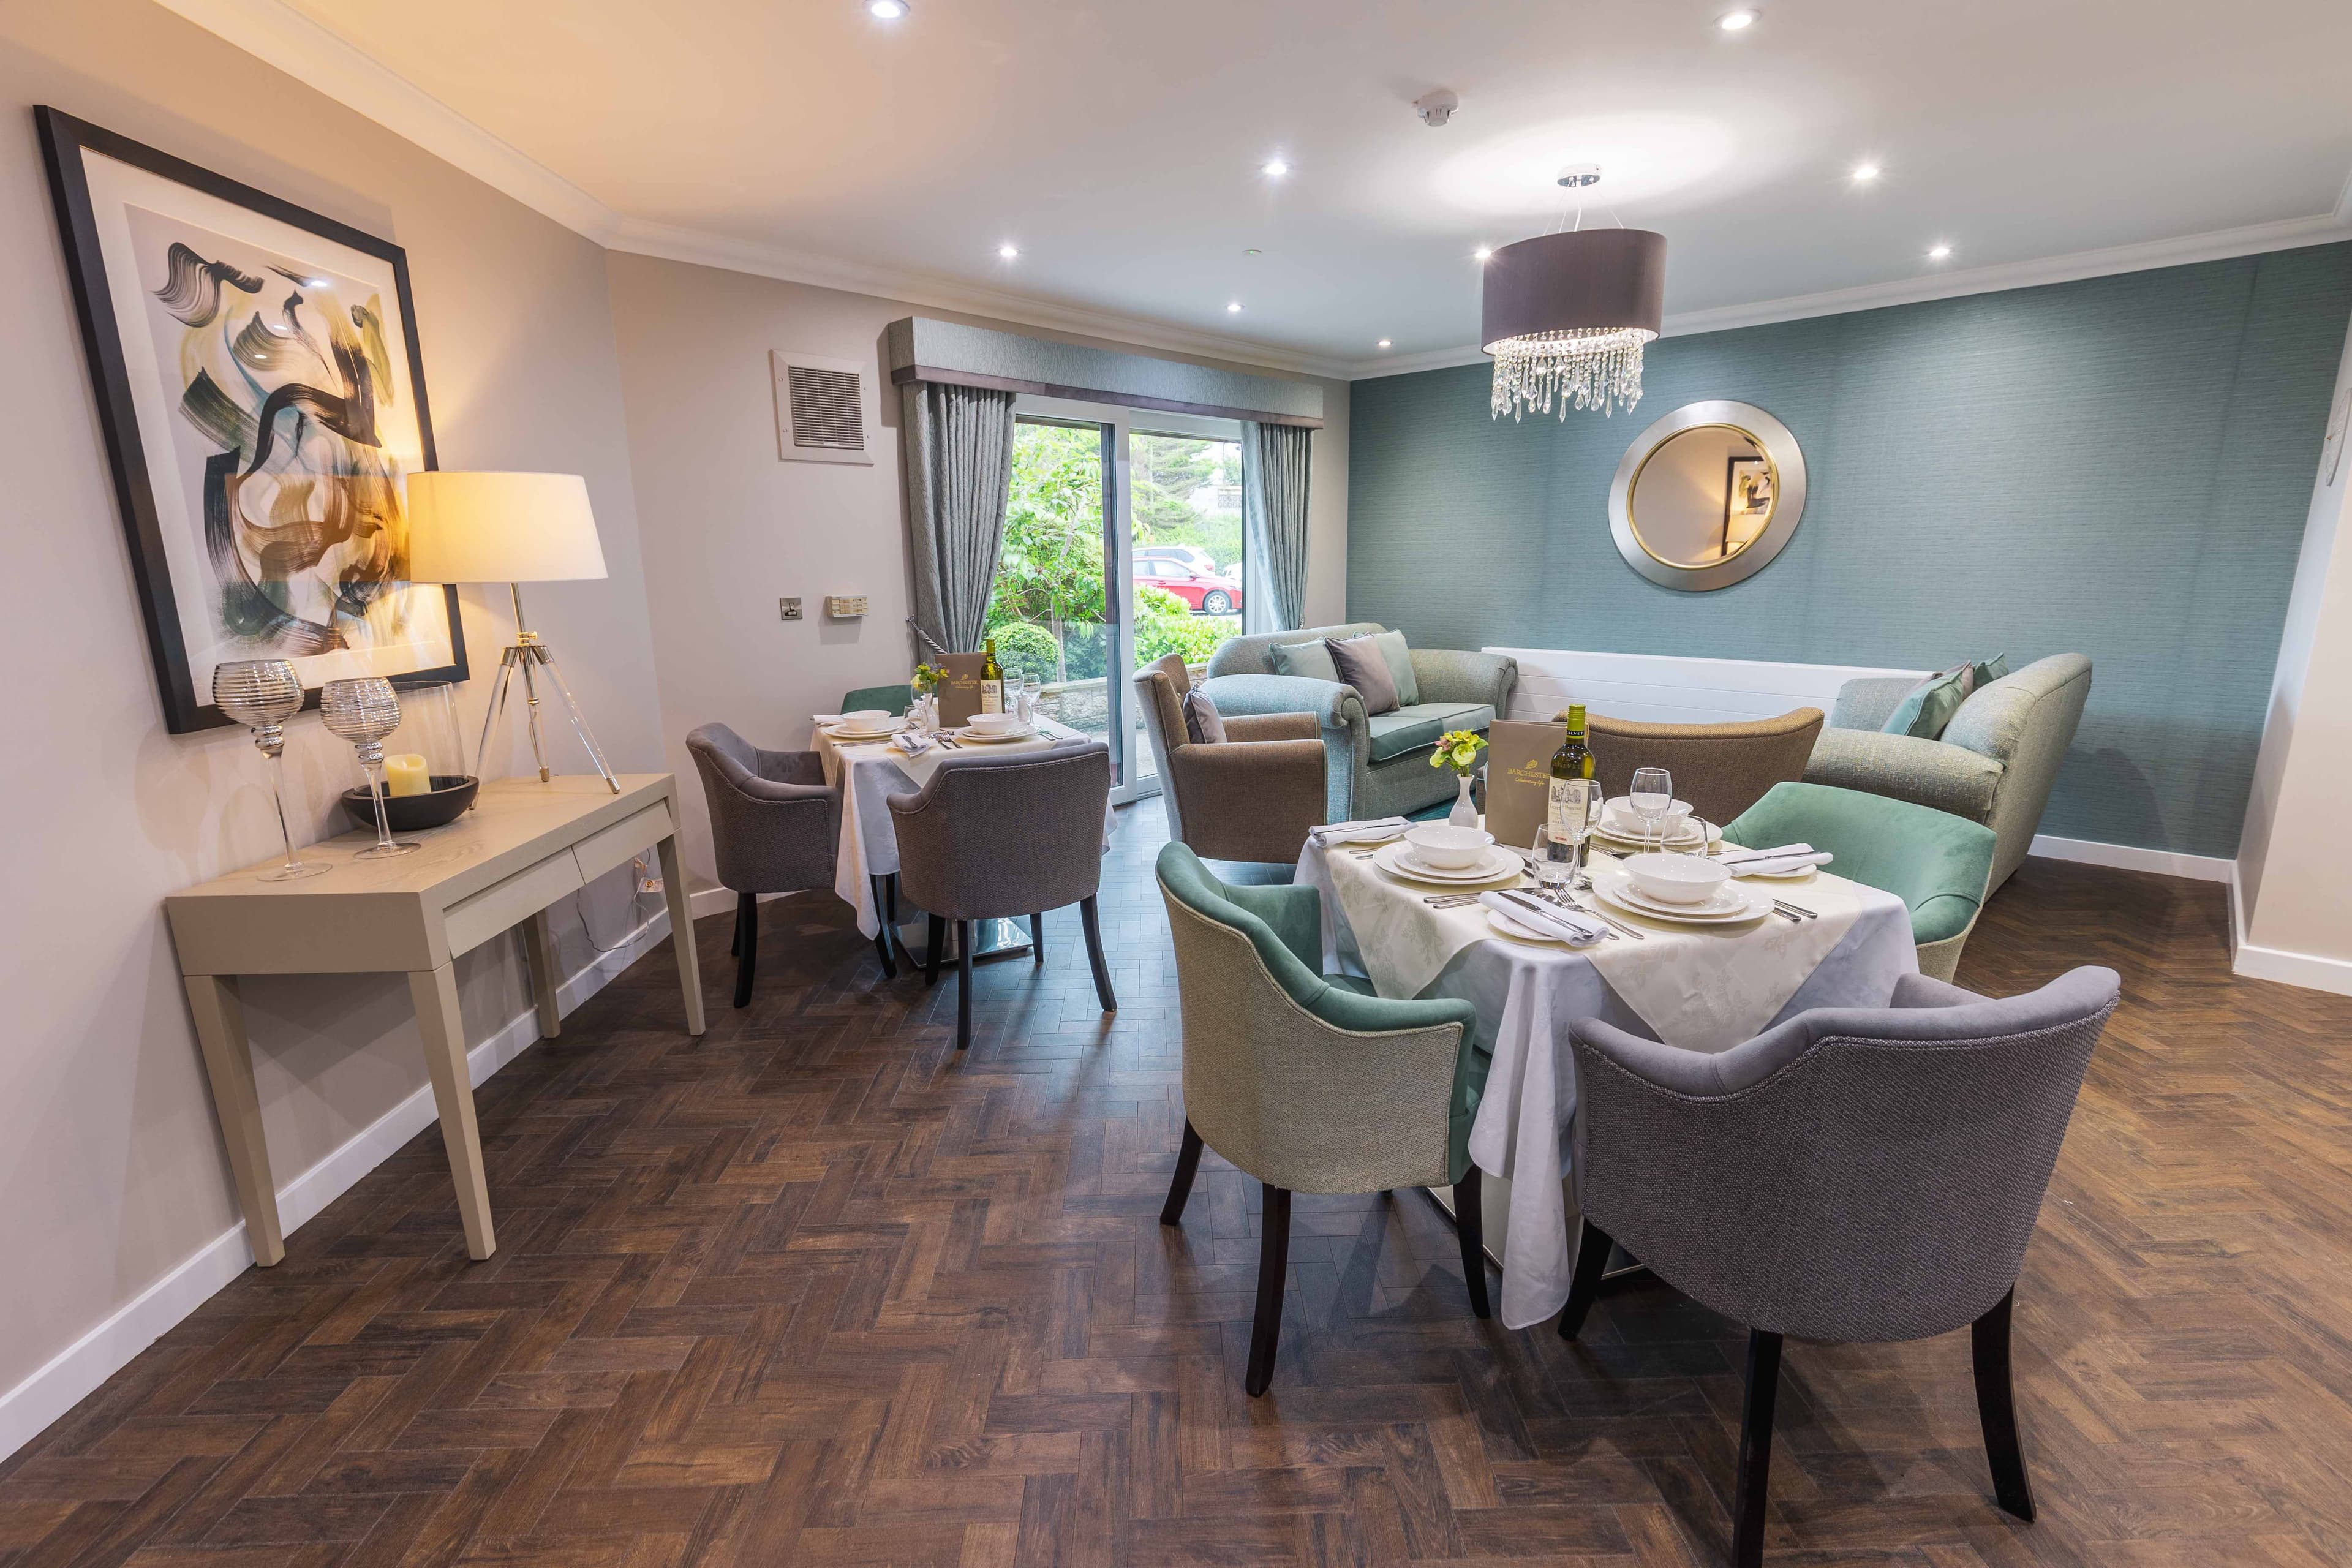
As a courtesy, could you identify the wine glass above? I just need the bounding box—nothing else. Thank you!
[1629,766,1675,853]
[213,660,331,881]
[320,678,420,859]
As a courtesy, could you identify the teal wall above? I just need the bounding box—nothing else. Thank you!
[1347,243,2352,858]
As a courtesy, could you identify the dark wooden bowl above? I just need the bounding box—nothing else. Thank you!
[341,775,478,832]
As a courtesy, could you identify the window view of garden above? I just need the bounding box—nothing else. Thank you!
[986,420,1245,785]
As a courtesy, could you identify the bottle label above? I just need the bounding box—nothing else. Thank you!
[1548,777,1594,837]
[979,680,1003,715]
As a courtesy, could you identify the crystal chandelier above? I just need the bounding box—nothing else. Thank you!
[1482,225,1667,421]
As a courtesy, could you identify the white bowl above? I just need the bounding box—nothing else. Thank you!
[967,711,1023,734]
[836,709,894,732]
[1404,823,1493,871]
[1604,796,1692,836]
[1623,852,1731,905]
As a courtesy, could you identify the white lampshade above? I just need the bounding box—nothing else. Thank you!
[402,471,608,584]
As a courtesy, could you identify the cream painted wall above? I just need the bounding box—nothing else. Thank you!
[2236,314,2352,991]
[0,0,668,1420]
[603,252,1348,892]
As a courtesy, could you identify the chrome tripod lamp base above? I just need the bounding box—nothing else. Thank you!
[475,584,620,794]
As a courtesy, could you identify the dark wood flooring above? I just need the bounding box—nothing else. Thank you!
[6,804,2351,1566]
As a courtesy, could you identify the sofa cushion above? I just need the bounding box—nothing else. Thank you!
[1326,634,1401,715]
[1269,638,1341,684]
[1181,688,1226,745]
[1370,630,1420,707]
[1367,702,1495,763]
[1883,667,1970,739]
[1970,652,2010,692]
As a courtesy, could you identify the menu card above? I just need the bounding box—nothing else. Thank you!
[935,652,989,727]
[1483,718,1568,850]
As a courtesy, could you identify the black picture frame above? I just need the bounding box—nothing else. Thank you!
[36,105,468,734]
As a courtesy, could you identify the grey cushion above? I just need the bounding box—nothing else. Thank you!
[1366,701,1495,763]
[1182,687,1226,744]
[1370,630,1420,707]
[1326,634,1400,715]
[1970,652,2010,691]
[1205,622,1388,679]
[1269,638,1340,684]
[1883,666,1970,739]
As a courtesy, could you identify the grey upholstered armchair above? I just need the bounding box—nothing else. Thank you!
[1132,654,1327,864]
[685,724,846,1007]
[1559,967,2120,1568]
[1196,623,1517,823]
[888,741,1116,1052]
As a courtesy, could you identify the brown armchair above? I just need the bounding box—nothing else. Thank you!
[1567,707,1825,826]
[1134,655,1327,864]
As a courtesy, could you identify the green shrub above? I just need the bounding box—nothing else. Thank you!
[986,620,1061,682]
[1133,586,1228,667]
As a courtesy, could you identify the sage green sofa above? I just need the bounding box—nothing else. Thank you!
[1803,654,2090,894]
[1196,622,1518,824]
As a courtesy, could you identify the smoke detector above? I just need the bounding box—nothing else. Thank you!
[1557,164,1602,189]
[1414,89,1460,127]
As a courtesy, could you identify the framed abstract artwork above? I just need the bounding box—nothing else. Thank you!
[37,106,466,733]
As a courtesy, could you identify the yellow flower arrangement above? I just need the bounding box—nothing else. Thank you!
[910,662,947,695]
[1430,729,1488,777]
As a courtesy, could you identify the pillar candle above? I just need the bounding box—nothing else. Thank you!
[384,753,431,797]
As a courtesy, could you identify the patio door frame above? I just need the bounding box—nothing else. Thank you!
[1014,394,1246,808]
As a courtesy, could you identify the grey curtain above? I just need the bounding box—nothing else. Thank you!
[1241,420,1312,633]
[902,380,1017,652]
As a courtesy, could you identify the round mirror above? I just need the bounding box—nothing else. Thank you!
[1608,400,1806,590]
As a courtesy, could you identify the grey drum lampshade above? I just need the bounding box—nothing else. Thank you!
[1482,229,1668,421]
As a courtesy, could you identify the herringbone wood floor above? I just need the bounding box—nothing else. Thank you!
[6,804,2351,1567]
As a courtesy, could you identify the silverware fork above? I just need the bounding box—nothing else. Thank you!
[1559,891,1645,940]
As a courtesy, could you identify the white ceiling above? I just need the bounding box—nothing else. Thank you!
[176,0,2352,377]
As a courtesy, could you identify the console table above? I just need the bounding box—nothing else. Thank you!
[165,774,705,1265]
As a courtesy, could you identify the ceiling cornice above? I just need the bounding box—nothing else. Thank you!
[1353,209,2352,381]
[152,0,1353,382]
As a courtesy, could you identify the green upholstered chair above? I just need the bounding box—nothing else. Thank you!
[1723,782,1998,983]
[840,682,915,715]
[1155,842,1491,1395]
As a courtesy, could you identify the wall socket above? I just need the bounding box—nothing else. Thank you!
[778,596,803,620]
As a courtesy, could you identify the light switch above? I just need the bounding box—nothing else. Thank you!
[779,597,803,621]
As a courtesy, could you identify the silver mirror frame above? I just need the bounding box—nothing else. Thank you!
[1607,399,1807,591]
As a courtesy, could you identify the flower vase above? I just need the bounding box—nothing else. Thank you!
[1448,771,1479,828]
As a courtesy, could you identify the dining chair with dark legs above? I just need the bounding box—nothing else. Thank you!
[888,741,1116,1052]
[685,724,845,1006]
[1557,967,2119,1567]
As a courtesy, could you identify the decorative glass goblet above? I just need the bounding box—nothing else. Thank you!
[213,660,330,881]
[320,677,420,859]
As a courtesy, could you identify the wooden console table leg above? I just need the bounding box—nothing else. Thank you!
[523,908,562,1039]
[409,963,496,1260]
[183,974,285,1267]
[657,832,707,1036]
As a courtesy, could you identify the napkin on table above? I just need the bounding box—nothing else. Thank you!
[889,731,934,756]
[1311,815,1409,846]
[1480,889,1607,946]
[1718,842,1832,876]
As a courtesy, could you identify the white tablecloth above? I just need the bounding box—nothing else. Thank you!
[812,718,1108,938]
[1295,832,1918,1327]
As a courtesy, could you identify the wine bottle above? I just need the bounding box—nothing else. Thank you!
[979,639,1004,715]
[1548,703,1594,839]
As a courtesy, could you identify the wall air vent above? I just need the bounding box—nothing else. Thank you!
[772,350,875,466]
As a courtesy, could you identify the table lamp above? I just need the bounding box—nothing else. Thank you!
[403,470,620,794]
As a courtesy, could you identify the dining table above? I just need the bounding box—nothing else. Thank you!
[1295,822,1920,1328]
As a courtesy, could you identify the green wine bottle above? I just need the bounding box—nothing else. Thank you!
[979,639,1005,715]
[1548,703,1594,839]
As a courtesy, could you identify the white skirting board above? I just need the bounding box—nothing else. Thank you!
[0,908,673,1463]
[2026,834,2234,883]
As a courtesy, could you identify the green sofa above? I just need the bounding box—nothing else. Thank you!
[1803,654,2090,893]
[1196,622,1517,823]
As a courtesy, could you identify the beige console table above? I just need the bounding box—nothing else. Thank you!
[166,774,704,1265]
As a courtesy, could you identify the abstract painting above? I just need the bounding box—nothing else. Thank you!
[38,107,466,733]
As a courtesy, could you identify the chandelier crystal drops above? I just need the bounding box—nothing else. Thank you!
[1488,325,1654,421]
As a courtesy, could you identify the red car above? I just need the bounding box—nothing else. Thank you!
[1137,557,1243,615]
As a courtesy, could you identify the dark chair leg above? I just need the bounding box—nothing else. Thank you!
[1732,1328,1784,1568]
[924,914,945,987]
[869,875,898,979]
[729,897,741,958]
[1244,1183,1291,1396]
[1972,1287,2037,1521]
[1161,1120,1205,1227]
[1454,1164,1491,1319]
[1031,913,1046,965]
[1558,1217,1616,1340]
[956,919,974,1050]
[732,891,758,1009]
[1079,894,1117,1012]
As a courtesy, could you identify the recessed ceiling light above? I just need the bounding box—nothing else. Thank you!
[1377,339,1392,349]
[1718,9,1758,31]
[1226,301,1243,313]
[867,0,907,17]
[997,243,1019,260]
[1474,246,1494,262]
[1261,158,1291,178]
[1851,162,1882,183]
[1928,242,1953,260]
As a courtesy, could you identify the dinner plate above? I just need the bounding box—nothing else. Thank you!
[1485,905,1568,945]
[1590,826,1718,854]
[826,720,903,741]
[1727,861,1819,881]
[952,725,1037,743]
[1371,841,1520,886]
[1593,875,1770,924]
